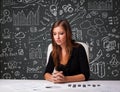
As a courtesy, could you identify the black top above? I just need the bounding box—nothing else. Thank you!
[44,44,90,80]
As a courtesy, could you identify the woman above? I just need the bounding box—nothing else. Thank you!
[44,19,90,83]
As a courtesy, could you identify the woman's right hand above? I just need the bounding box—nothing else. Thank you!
[52,71,65,83]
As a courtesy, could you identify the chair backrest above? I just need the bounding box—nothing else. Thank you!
[46,42,89,65]
[46,43,52,65]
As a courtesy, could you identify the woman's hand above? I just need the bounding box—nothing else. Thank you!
[52,71,66,83]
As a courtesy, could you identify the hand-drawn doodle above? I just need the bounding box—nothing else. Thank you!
[112,69,119,77]
[70,8,86,23]
[2,73,11,79]
[90,61,105,78]
[33,74,39,79]
[98,26,107,33]
[18,49,24,55]
[72,28,83,40]
[50,4,57,16]
[29,34,44,43]
[94,18,104,26]
[101,12,108,19]
[29,45,42,59]
[0,9,12,24]
[14,71,21,77]
[30,26,38,33]
[62,4,74,13]
[17,0,38,4]
[7,60,18,69]
[90,49,103,64]
[15,32,25,39]
[26,66,42,73]
[101,36,116,52]
[109,54,120,67]
[0,42,18,58]
[108,16,119,25]
[87,28,99,37]
[2,28,11,39]
[97,62,105,78]
[80,20,92,29]
[3,0,16,7]
[108,33,120,39]
[13,6,40,26]
[79,0,85,6]
[88,0,113,10]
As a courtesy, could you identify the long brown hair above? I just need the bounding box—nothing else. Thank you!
[51,19,73,66]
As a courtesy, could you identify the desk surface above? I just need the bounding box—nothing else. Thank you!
[0,79,120,92]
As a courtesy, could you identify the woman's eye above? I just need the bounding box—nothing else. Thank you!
[60,32,64,35]
[53,33,56,35]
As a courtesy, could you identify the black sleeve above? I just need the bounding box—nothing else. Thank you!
[44,53,55,74]
[78,45,90,80]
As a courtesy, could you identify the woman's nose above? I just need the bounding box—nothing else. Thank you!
[56,34,59,39]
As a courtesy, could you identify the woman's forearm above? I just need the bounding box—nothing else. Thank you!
[44,73,53,82]
[44,73,86,83]
[65,74,85,82]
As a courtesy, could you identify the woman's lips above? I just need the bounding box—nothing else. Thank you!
[56,40,61,43]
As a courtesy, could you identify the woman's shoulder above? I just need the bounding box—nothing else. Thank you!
[71,43,85,57]
[73,42,84,49]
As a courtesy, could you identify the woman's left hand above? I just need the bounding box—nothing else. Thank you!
[52,71,66,83]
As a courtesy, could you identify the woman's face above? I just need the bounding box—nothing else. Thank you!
[53,26,67,47]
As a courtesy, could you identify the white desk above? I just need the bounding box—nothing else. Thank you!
[0,79,120,92]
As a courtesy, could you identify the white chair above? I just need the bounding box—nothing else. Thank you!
[46,42,89,65]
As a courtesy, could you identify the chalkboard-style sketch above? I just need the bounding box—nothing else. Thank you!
[90,49,103,64]
[108,16,119,25]
[15,32,25,39]
[86,11,99,19]
[30,26,37,33]
[13,6,40,26]
[97,62,105,78]
[62,4,74,13]
[50,4,57,16]
[87,28,99,37]
[14,71,21,77]
[108,33,120,39]
[98,26,107,33]
[94,18,104,26]
[0,9,12,24]
[29,34,44,43]
[109,54,120,67]
[101,36,116,52]
[80,20,92,29]
[2,73,11,79]
[0,42,18,58]
[101,12,108,19]
[2,0,16,7]
[112,69,119,77]
[90,61,106,78]
[72,28,83,40]
[18,49,24,55]
[7,60,18,69]
[0,0,120,80]
[26,66,42,73]
[33,74,39,79]
[70,8,86,23]
[16,0,38,4]
[29,45,42,60]
[2,28,11,39]
[88,0,113,10]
